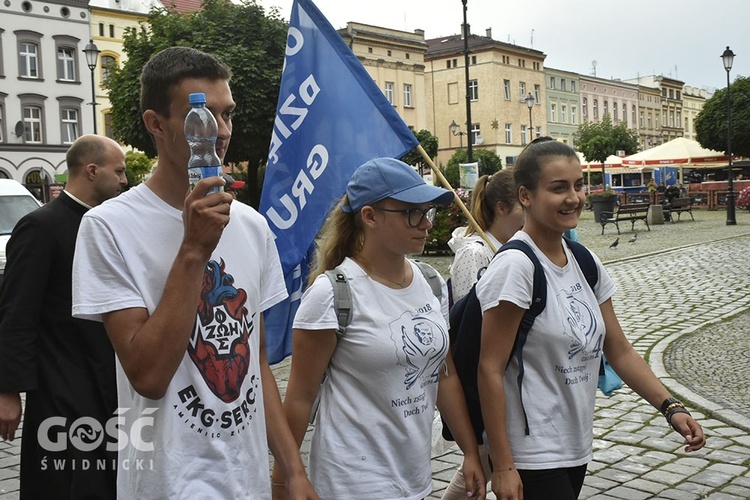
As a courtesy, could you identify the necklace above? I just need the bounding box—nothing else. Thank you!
[358,259,409,288]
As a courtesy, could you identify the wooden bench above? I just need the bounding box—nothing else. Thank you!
[665,197,694,222]
[600,203,651,234]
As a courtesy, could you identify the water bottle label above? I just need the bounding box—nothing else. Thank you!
[188,166,221,193]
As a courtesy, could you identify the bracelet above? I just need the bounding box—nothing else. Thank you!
[666,407,691,428]
[495,466,514,472]
[660,397,681,415]
[271,482,285,488]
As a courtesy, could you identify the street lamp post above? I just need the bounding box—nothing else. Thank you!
[83,39,100,135]
[449,120,466,148]
[722,46,736,226]
[525,92,535,141]
[461,0,473,162]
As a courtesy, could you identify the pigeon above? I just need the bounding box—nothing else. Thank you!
[629,233,638,243]
[609,238,620,249]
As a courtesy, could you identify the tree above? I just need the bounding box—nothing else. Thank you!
[442,148,502,189]
[400,129,438,175]
[574,113,639,183]
[695,76,750,158]
[124,150,155,187]
[105,0,288,204]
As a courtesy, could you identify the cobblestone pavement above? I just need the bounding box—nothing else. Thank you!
[1,209,749,499]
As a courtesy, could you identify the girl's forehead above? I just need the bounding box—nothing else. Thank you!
[539,156,582,178]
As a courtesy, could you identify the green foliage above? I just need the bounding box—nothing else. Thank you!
[400,129,439,171]
[442,149,502,189]
[105,0,288,170]
[124,150,155,187]
[574,114,639,164]
[695,76,750,158]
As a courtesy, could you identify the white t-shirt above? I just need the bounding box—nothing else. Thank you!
[447,227,500,302]
[72,184,287,499]
[475,231,617,470]
[294,257,449,500]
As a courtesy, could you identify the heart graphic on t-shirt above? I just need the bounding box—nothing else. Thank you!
[188,259,252,403]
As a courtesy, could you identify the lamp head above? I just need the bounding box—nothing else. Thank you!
[525,92,535,109]
[83,39,100,71]
[449,120,459,135]
[722,46,735,72]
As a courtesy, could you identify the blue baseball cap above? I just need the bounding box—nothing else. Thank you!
[342,158,454,213]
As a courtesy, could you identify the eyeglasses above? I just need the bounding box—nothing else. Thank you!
[373,205,438,227]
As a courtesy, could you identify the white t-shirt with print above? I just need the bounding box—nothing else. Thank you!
[475,231,617,470]
[294,257,449,500]
[72,184,287,499]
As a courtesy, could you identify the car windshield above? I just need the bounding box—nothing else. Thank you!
[0,196,40,234]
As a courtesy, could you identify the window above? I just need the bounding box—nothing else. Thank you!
[385,82,394,105]
[534,84,540,103]
[109,25,115,38]
[0,104,4,143]
[503,80,511,100]
[469,79,478,101]
[676,90,681,100]
[57,47,75,81]
[403,84,412,108]
[663,111,667,127]
[521,125,528,145]
[405,53,410,60]
[23,106,43,143]
[446,60,452,69]
[613,102,618,121]
[677,111,682,126]
[61,108,79,143]
[549,76,555,89]
[387,50,392,57]
[104,111,113,139]
[669,89,674,99]
[632,105,637,124]
[471,123,481,145]
[571,81,576,93]
[622,103,627,124]
[101,55,116,83]
[471,55,477,65]
[19,42,39,78]
[561,104,567,123]
[582,97,587,117]
[646,113,651,129]
[505,123,512,144]
[99,23,104,37]
[593,99,598,119]
[535,126,541,138]
[550,103,556,122]
[561,79,566,92]
[669,110,674,127]
[603,101,608,117]
[519,82,525,98]
[571,106,577,124]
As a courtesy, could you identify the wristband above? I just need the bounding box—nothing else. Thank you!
[660,397,681,415]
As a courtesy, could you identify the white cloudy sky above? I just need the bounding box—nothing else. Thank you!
[257,0,749,92]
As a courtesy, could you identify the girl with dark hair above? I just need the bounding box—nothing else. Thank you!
[476,138,705,500]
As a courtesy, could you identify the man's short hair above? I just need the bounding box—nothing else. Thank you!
[140,46,232,118]
[66,135,108,174]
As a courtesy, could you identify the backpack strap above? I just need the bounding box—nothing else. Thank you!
[497,239,545,436]
[324,268,351,338]
[565,238,598,290]
[413,260,442,303]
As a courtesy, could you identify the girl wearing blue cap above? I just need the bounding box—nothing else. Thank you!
[272,158,486,499]
[476,138,705,500]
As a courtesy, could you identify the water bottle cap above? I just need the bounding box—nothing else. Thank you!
[189,93,207,105]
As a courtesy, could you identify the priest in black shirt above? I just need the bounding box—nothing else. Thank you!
[0,134,127,499]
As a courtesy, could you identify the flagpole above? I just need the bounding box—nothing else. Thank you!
[416,145,497,253]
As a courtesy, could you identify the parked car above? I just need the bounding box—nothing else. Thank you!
[0,179,43,284]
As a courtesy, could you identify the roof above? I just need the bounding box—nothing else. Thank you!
[425,33,545,60]
[164,0,202,13]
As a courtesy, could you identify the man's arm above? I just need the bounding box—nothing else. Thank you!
[102,178,231,399]
[259,317,318,500]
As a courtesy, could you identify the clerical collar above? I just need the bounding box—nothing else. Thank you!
[63,190,93,210]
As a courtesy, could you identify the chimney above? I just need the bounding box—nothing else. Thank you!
[485,28,492,39]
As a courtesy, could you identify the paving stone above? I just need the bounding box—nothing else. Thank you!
[597,485,651,499]
[623,477,669,495]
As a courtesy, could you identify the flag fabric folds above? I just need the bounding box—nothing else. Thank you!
[259,0,419,364]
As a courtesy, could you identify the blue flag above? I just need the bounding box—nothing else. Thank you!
[260,0,419,364]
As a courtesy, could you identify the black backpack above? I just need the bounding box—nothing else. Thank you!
[442,238,599,442]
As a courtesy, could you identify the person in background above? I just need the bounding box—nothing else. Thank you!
[646,178,657,204]
[221,172,245,199]
[71,47,316,499]
[0,134,126,498]
[442,170,524,500]
[447,171,525,304]
[477,138,705,500]
[273,158,486,500]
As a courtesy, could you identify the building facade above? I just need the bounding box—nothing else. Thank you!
[625,75,685,144]
[578,75,639,133]
[424,27,546,167]
[545,67,580,145]
[338,22,429,133]
[682,85,709,141]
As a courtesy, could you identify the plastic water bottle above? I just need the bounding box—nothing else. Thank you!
[184,92,221,193]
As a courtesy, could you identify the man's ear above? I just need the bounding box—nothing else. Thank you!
[142,110,164,138]
[85,163,98,181]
